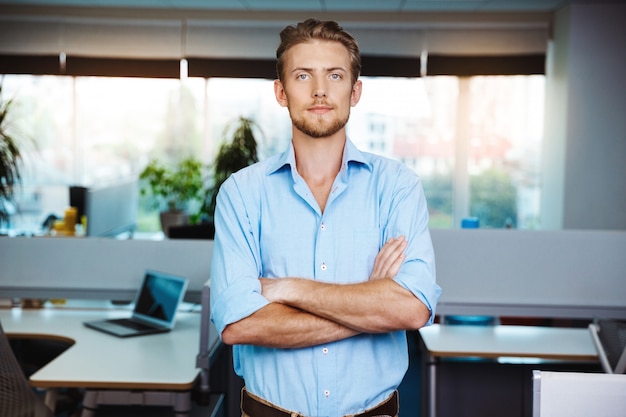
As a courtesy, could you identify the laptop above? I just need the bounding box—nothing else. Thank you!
[84,270,189,338]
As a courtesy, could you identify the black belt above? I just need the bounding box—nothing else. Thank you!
[242,388,398,417]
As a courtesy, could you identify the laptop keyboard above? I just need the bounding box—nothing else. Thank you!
[110,318,155,331]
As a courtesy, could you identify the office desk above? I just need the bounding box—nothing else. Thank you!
[0,305,218,417]
[418,324,599,417]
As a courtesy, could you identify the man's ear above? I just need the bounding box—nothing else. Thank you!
[274,80,288,108]
[350,79,363,107]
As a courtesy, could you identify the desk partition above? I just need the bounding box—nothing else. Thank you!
[0,237,212,303]
[431,229,626,319]
[1,230,625,318]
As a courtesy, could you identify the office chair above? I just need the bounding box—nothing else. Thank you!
[588,318,626,374]
[196,284,212,403]
[0,321,55,417]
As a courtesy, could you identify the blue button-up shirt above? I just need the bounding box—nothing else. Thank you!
[211,139,441,417]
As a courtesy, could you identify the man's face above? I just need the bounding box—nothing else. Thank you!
[274,40,362,139]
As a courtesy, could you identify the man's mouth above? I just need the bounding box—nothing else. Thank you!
[309,104,332,115]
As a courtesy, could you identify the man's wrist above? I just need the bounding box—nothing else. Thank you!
[279,277,305,305]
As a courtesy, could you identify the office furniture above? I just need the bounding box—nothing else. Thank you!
[431,229,626,320]
[589,318,626,374]
[3,230,624,317]
[0,322,55,417]
[83,181,139,238]
[0,305,218,417]
[419,324,600,417]
[0,237,212,304]
[197,285,244,417]
[196,285,212,403]
[532,370,626,417]
[68,181,139,238]
[2,230,624,415]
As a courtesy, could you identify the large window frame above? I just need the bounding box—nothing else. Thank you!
[1,53,545,233]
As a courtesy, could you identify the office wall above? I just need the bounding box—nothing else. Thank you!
[542,3,626,230]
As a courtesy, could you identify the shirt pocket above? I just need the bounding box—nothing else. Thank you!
[349,228,381,283]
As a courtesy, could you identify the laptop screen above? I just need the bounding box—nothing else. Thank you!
[132,270,188,329]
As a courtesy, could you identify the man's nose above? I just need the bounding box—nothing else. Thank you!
[313,80,327,98]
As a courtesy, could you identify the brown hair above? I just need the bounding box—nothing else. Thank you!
[276,18,361,85]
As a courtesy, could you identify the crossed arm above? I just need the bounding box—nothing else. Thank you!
[221,236,431,348]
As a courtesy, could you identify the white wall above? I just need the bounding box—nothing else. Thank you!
[542,3,626,230]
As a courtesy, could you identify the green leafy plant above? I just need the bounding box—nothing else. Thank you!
[0,81,29,225]
[198,116,260,221]
[139,156,204,213]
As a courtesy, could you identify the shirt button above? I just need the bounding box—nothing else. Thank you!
[324,390,330,398]
[321,263,327,271]
[320,223,326,230]
[322,347,328,354]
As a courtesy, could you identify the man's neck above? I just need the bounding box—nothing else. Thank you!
[293,132,345,183]
[292,131,346,212]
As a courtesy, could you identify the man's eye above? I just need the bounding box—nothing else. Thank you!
[330,73,342,80]
[297,74,309,80]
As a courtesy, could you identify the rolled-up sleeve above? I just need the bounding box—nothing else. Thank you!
[385,166,441,325]
[210,177,269,337]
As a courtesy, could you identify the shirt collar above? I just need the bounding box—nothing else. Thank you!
[266,138,372,176]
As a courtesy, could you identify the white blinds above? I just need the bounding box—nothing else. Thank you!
[0,12,550,59]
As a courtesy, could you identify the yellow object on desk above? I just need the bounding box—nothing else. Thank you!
[64,207,77,234]
[50,207,80,236]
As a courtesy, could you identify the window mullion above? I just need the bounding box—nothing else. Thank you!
[453,76,471,227]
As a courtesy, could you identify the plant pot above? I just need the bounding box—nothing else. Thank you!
[159,210,189,237]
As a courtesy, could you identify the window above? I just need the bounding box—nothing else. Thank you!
[1,73,543,234]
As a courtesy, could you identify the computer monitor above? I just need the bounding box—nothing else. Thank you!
[83,180,139,238]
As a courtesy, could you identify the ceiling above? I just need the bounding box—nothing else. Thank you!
[0,0,600,13]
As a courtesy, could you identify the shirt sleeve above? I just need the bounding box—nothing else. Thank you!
[385,165,442,326]
[210,176,270,337]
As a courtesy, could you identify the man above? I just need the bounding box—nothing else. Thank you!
[210,18,441,417]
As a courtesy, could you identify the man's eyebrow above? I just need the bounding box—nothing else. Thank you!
[325,67,348,73]
[291,67,313,74]
[290,66,347,74]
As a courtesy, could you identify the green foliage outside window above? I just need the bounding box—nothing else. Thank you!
[470,168,517,228]
[423,169,517,229]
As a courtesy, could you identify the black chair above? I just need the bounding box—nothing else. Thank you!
[588,318,626,374]
[0,321,55,417]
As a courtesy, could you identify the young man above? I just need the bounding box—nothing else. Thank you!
[210,18,441,417]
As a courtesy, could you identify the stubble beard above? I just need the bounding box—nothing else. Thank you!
[290,111,350,139]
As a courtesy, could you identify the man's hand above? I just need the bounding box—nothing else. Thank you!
[369,236,407,281]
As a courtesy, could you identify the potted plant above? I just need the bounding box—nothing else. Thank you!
[197,117,261,230]
[139,156,204,236]
[0,81,30,229]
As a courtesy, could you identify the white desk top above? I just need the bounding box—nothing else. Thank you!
[1,306,216,390]
[419,324,599,361]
